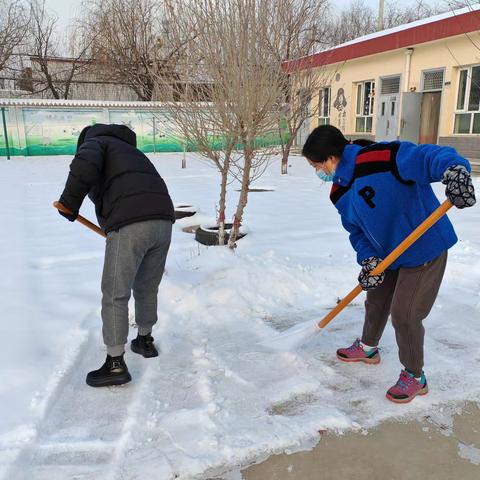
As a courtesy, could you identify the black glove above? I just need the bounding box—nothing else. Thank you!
[358,256,385,290]
[56,201,78,222]
[441,165,476,209]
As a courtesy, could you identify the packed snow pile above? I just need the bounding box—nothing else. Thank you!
[0,154,479,479]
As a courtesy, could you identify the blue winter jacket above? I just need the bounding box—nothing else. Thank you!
[330,142,471,268]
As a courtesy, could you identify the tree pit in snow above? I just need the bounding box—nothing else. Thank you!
[195,223,248,246]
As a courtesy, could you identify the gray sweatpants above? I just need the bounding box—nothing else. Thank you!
[361,251,448,377]
[101,219,172,357]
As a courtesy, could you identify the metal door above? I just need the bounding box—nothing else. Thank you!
[376,76,401,141]
[400,92,422,143]
[376,94,400,141]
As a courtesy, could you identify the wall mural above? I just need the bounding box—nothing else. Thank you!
[0,106,286,157]
[23,109,103,156]
[0,108,22,156]
[109,110,184,153]
[333,87,347,132]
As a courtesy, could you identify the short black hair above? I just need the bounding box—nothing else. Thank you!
[302,125,374,163]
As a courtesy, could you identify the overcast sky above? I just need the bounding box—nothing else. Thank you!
[45,0,447,30]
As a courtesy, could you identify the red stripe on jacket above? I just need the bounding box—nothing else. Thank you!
[356,150,390,164]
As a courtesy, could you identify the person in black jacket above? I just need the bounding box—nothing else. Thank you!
[58,124,175,387]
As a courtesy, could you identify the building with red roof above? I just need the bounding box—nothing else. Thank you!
[286,5,480,169]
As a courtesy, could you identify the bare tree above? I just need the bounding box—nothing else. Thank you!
[327,0,377,46]
[444,1,478,7]
[163,101,239,246]
[159,0,286,248]
[0,0,29,72]
[327,0,443,47]
[268,0,333,174]
[28,0,95,99]
[383,0,441,28]
[84,0,185,101]
[196,0,286,248]
[158,2,239,245]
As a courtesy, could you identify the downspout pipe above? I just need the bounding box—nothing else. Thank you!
[404,48,414,92]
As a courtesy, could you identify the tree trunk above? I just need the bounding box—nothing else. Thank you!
[228,149,252,249]
[281,135,295,175]
[41,65,60,99]
[218,164,229,246]
[182,144,187,168]
[279,122,287,174]
[281,121,297,174]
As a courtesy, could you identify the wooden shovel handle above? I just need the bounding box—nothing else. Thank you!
[318,199,453,329]
[53,201,106,238]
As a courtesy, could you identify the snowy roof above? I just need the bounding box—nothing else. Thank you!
[332,4,480,50]
[285,5,480,72]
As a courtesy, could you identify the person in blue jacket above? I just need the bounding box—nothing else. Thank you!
[302,125,476,403]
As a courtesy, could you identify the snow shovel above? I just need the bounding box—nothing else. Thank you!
[262,199,453,351]
[53,201,106,238]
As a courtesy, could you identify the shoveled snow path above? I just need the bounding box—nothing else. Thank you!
[0,154,479,479]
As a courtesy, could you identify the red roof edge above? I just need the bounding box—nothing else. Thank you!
[284,10,480,73]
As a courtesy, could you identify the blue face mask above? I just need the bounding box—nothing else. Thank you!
[316,169,335,182]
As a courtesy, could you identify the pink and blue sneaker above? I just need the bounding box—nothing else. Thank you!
[386,370,428,403]
[336,338,380,365]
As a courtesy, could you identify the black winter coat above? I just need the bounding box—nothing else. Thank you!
[59,124,175,233]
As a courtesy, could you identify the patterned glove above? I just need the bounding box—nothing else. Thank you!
[441,165,476,209]
[358,256,385,290]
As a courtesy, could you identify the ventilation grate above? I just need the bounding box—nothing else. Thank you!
[380,76,400,95]
[423,70,444,91]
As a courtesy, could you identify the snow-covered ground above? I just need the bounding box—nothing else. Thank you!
[0,153,479,479]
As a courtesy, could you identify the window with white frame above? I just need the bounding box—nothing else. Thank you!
[355,80,375,133]
[318,86,331,125]
[454,66,480,134]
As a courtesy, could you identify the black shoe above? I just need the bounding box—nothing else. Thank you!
[131,333,159,358]
[86,354,132,387]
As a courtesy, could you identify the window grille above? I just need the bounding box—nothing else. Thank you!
[380,76,400,95]
[423,70,444,91]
